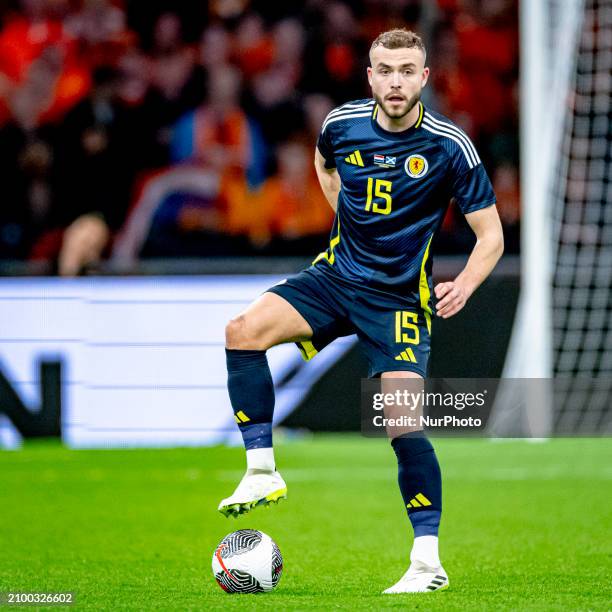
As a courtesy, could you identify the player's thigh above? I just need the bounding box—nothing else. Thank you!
[225,291,314,350]
[381,371,423,379]
[356,301,430,435]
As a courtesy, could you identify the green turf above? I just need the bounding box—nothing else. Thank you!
[0,435,610,611]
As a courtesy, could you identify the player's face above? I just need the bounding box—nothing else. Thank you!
[367,47,429,120]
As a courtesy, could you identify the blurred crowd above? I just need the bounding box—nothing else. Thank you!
[0,0,520,275]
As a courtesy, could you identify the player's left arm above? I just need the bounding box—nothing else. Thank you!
[314,148,341,212]
[435,205,504,318]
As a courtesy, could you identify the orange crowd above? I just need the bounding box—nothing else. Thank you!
[0,0,520,273]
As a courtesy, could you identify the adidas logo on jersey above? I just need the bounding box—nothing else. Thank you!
[344,150,364,167]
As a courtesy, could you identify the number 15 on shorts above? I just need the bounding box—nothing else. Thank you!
[395,311,419,345]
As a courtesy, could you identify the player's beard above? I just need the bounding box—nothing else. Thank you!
[375,91,421,120]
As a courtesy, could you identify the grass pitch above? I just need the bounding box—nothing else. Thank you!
[0,435,610,610]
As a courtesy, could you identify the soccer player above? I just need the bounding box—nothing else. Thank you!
[219,29,504,593]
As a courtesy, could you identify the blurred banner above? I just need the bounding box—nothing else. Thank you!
[0,276,355,448]
[1,271,519,448]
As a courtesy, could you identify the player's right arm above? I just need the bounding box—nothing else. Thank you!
[435,132,502,318]
[314,148,341,212]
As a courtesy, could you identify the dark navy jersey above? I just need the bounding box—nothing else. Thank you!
[315,98,496,313]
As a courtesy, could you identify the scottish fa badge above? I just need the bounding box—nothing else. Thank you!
[405,154,428,178]
[374,154,396,168]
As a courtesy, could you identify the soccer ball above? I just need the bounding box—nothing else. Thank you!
[212,529,283,593]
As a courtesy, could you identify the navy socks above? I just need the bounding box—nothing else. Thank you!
[391,432,442,537]
[226,349,275,450]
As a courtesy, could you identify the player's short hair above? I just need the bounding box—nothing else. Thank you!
[369,28,426,62]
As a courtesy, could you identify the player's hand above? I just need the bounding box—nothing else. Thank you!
[434,281,470,319]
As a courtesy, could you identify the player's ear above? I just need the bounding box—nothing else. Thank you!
[421,66,430,88]
[367,66,373,87]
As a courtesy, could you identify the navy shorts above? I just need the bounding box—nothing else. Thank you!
[266,264,432,378]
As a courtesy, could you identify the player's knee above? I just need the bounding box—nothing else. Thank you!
[225,316,247,348]
[225,315,267,350]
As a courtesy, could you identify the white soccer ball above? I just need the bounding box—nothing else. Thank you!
[212,529,283,593]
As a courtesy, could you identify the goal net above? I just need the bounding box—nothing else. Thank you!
[489,0,612,436]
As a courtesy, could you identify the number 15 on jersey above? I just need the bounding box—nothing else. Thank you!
[365,177,393,215]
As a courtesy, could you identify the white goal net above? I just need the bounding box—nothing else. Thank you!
[552,0,612,434]
[490,0,612,436]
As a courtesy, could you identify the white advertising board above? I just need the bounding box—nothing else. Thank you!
[0,276,355,448]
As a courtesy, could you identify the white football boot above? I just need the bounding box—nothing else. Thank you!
[218,470,287,517]
[383,560,449,594]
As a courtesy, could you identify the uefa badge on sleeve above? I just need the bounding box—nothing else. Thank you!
[405,154,429,178]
